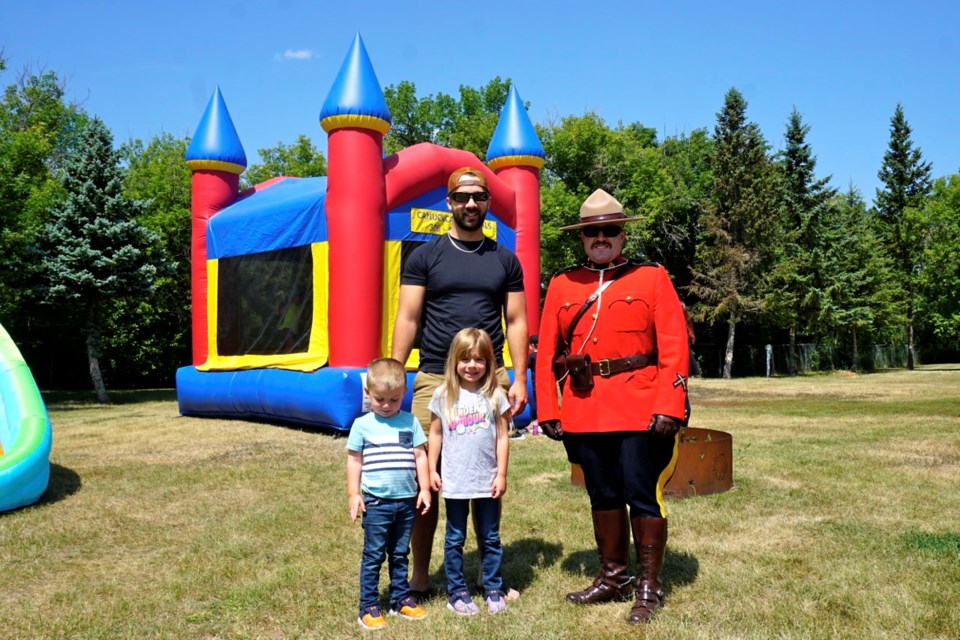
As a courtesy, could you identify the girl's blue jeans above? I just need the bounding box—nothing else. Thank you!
[359,493,416,612]
[443,497,503,597]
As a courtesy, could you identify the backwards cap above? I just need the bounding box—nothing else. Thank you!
[447,166,489,193]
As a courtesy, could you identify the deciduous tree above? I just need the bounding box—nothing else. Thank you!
[916,173,960,360]
[654,128,712,290]
[539,112,690,284]
[242,134,327,187]
[0,63,91,388]
[114,133,193,383]
[382,78,512,159]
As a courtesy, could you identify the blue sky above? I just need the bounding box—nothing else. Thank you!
[3,1,958,200]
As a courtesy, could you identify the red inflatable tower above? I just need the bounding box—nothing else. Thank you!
[486,86,546,334]
[319,35,391,368]
[184,87,247,366]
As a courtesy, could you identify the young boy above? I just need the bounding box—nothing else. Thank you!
[347,358,431,630]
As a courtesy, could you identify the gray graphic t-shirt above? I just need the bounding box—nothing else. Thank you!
[429,387,510,499]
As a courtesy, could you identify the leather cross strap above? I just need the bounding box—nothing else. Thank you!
[589,352,657,377]
[562,263,636,351]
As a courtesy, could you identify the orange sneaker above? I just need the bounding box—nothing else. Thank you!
[390,596,428,620]
[358,605,387,630]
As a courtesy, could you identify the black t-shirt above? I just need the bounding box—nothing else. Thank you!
[401,234,525,373]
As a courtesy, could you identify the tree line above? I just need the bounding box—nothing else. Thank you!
[2,59,958,397]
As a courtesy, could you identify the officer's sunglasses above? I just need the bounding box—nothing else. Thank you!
[449,191,490,203]
[581,225,624,238]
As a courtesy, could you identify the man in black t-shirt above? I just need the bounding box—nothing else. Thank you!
[392,166,528,599]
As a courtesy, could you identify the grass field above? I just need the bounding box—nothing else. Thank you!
[3,367,959,639]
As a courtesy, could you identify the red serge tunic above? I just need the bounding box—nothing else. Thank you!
[535,261,689,434]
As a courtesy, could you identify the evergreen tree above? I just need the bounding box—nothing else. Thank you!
[689,88,779,378]
[768,108,838,373]
[875,104,932,369]
[38,117,168,402]
[822,186,902,368]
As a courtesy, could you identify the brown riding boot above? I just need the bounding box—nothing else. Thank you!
[566,509,634,605]
[627,516,667,624]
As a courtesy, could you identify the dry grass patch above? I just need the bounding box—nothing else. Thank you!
[2,371,959,639]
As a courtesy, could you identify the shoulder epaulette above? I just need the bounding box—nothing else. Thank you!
[628,258,660,268]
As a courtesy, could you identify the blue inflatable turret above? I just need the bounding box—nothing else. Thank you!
[186,86,247,173]
[486,85,545,170]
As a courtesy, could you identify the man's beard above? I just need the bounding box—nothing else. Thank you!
[452,208,485,232]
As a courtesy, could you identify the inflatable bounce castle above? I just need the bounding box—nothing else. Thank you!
[176,34,544,431]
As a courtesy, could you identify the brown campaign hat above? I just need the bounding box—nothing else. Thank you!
[559,189,642,230]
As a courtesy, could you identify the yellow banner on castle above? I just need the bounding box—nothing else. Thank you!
[410,208,497,240]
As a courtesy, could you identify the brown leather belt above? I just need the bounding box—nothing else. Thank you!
[589,353,657,377]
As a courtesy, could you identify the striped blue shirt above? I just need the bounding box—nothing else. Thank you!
[346,411,427,499]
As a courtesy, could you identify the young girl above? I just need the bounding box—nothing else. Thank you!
[427,327,511,615]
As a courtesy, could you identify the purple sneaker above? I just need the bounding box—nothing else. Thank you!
[447,591,480,616]
[485,590,506,613]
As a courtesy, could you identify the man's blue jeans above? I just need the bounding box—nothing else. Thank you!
[444,497,503,597]
[359,493,416,611]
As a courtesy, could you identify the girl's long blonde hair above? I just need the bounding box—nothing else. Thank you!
[440,327,504,422]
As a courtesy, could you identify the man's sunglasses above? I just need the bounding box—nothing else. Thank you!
[581,225,624,238]
[449,191,490,203]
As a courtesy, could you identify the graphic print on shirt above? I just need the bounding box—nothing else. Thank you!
[448,400,493,435]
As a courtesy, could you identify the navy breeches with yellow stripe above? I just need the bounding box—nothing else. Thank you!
[565,431,680,518]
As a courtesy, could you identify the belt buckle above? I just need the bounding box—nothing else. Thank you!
[597,359,612,377]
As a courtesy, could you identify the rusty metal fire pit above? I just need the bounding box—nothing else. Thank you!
[570,427,733,498]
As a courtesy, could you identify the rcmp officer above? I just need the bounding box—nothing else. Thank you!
[535,189,689,624]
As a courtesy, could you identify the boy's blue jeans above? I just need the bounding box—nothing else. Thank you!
[359,493,416,612]
[444,497,503,598]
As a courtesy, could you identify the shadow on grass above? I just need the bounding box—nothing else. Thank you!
[499,537,565,593]
[417,536,564,597]
[663,547,699,594]
[413,534,699,599]
[42,388,177,408]
[0,463,82,517]
[41,463,82,505]
[178,411,350,439]
[561,544,699,596]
